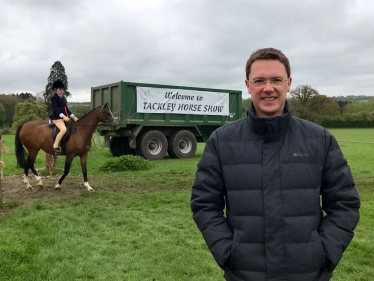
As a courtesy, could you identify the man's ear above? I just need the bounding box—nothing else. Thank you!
[287,77,292,92]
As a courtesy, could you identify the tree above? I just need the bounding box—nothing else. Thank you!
[0,94,23,127]
[337,100,350,114]
[43,61,71,112]
[18,92,35,101]
[288,98,313,120]
[12,99,48,129]
[289,85,319,106]
[0,103,6,127]
[288,85,320,120]
[70,104,91,118]
[308,95,340,116]
[345,100,374,114]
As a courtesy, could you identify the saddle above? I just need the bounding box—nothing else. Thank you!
[48,121,72,145]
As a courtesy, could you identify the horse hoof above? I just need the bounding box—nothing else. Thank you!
[37,178,44,187]
[84,182,94,192]
[26,185,33,191]
[55,184,61,189]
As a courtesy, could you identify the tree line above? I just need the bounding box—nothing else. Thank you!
[2,68,374,130]
[242,84,374,128]
[0,94,90,130]
[0,61,90,131]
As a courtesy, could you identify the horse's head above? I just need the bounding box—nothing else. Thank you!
[101,102,116,129]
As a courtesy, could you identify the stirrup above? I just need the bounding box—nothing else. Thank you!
[53,147,62,155]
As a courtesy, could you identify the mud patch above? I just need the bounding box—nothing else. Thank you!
[0,175,92,216]
[0,173,188,217]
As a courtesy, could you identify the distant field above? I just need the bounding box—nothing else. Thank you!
[329,128,374,143]
[328,129,374,178]
[0,128,373,280]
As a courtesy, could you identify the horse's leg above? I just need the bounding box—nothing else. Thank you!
[80,152,93,192]
[23,151,43,189]
[55,155,74,189]
[22,158,33,190]
[28,154,43,187]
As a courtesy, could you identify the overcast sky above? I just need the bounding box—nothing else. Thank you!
[1,0,374,102]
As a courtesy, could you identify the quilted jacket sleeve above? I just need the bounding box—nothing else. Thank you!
[190,131,233,270]
[319,130,360,272]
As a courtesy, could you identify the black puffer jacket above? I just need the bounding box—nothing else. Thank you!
[191,102,360,281]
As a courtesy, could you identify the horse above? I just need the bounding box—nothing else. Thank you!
[15,102,116,191]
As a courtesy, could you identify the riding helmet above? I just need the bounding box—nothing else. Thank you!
[52,79,65,89]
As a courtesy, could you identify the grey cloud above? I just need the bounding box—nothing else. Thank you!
[0,0,373,102]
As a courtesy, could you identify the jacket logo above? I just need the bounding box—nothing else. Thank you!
[294,153,310,157]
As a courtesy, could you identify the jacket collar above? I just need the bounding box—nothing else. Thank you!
[248,100,291,139]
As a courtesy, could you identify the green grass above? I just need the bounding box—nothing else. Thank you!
[329,128,374,143]
[329,129,374,179]
[0,194,219,281]
[0,129,373,280]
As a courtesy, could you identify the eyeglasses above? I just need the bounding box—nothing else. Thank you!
[248,78,288,87]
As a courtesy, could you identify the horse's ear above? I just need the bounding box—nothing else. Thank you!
[104,102,109,108]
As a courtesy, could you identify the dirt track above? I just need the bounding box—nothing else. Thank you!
[0,172,187,217]
[0,175,94,216]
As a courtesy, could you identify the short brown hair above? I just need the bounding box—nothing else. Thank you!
[245,48,291,79]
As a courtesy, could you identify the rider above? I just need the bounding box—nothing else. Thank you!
[50,79,78,155]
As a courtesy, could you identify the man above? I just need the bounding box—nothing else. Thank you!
[190,48,360,281]
[50,79,78,154]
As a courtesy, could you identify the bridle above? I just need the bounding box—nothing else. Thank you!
[68,106,115,129]
[102,106,112,126]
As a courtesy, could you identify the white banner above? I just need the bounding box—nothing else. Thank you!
[136,87,229,116]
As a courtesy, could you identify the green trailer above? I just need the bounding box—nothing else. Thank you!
[91,81,242,160]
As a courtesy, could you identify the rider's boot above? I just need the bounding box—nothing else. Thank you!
[52,120,67,155]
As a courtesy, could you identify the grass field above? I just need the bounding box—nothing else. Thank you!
[0,128,373,280]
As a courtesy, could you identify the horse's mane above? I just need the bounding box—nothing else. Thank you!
[78,105,102,121]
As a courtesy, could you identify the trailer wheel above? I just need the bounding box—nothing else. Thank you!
[109,137,121,157]
[110,137,133,157]
[167,130,197,159]
[136,131,168,160]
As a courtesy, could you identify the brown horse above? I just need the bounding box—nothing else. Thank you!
[15,102,116,191]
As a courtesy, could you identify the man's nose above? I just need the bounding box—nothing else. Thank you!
[263,80,274,91]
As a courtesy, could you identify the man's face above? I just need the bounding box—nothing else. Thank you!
[245,59,292,118]
[56,88,64,95]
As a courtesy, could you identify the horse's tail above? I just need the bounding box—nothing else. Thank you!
[15,125,27,168]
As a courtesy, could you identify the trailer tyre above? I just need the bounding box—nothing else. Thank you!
[136,131,168,160]
[110,137,133,157]
[167,130,197,159]
[109,137,121,157]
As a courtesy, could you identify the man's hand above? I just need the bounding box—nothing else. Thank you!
[62,116,70,122]
[72,116,78,122]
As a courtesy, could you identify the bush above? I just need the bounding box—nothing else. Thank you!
[1,127,12,135]
[99,155,154,172]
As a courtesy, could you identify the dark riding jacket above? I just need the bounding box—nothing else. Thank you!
[50,93,72,120]
[191,102,360,281]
